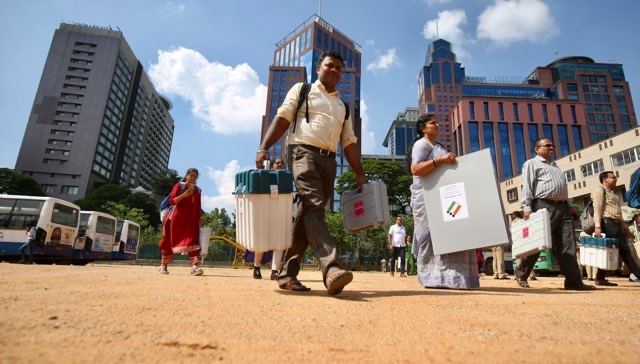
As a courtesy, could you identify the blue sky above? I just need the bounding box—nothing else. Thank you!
[1,0,639,213]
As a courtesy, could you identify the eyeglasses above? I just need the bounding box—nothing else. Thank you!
[274,161,283,165]
[537,144,555,148]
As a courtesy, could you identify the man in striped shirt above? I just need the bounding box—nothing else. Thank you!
[516,138,595,290]
[593,171,640,285]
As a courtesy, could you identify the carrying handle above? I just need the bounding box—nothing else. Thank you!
[263,160,271,170]
[591,233,606,238]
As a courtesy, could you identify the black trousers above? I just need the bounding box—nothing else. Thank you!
[390,246,406,273]
[595,219,640,280]
[516,199,582,286]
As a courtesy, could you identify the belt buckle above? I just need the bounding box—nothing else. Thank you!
[319,148,330,156]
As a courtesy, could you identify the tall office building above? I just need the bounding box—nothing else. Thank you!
[417,38,636,181]
[15,23,174,200]
[382,107,419,157]
[260,15,362,209]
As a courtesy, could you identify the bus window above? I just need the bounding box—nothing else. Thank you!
[77,214,90,238]
[6,200,43,229]
[115,221,124,241]
[52,203,80,227]
[96,216,115,235]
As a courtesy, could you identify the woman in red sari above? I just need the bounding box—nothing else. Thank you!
[159,168,203,276]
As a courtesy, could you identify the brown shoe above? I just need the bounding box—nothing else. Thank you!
[326,269,353,296]
[279,280,311,292]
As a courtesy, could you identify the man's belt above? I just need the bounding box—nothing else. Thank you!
[293,144,336,158]
[537,198,568,205]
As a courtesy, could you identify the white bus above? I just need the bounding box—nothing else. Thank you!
[0,195,80,261]
[112,219,141,260]
[73,211,117,261]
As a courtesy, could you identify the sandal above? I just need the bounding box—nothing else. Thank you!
[279,280,311,292]
[191,267,204,276]
[159,266,169,274]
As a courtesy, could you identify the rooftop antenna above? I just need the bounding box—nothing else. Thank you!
[318,0,322,18]
[436,21,439,39]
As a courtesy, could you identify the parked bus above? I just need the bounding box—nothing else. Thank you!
[0,195,80,262]
[73,211,117,261]
[112,220,140,261]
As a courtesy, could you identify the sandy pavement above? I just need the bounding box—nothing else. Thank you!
[0,262,638,363]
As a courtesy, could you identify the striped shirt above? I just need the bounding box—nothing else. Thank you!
[277,81,357,153]
[521,155,568,213]
[591,185,622,228]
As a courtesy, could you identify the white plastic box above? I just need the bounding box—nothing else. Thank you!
[510,208,552,259]
[341,181,390,233]
[579,236,620,270]
[234,169,293,252]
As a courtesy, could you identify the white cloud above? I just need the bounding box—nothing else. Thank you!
[359,99,376,154]
[201,160,247,214]
[366,48,400,73]
[148,47,267,135]
[422,9,470,59]
[166,1,186,12]
[477,0,559,45]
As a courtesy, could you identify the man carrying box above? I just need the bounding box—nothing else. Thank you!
[256,50,367,295]
[592,171,640,286]
[517,138,595,290]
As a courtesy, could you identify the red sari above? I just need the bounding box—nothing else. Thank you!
[159,182,202,257]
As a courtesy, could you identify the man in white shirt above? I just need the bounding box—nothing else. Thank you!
[388,216,407,277]
[18,223,37,264]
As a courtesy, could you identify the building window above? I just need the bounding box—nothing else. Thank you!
[61,186,79,195]
[611,147,640,168]
[513,123,526,173]
[557,125,570,158]
[580,159,605,178]
[556,104,563,123]
[498,123,512,179]
[483,123,496,167]
[507,188,518,202]
[42,184,56,194]
[542,104,549,123]
[513,103,520,122]
[469,122,479,152]
[572,126,583,150]
[565,169,576,182]
[527,104,534,122]
[483,102,490,120]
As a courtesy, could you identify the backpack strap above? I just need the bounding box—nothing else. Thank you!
[292,83,311,133]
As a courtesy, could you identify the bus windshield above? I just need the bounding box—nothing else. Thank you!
[51,203,79,227]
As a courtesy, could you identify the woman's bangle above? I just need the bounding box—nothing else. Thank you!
[433,159,437,167]
[257,149,269,153]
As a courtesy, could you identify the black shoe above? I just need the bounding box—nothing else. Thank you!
[516,279,530,288]
[530,276,538,281]
[564,283,596,291]
[595,280,618,287]
[270,270,278,280]
[253,266,262,279]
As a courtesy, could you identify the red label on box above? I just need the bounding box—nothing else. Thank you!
[354,200,364,217]
[522,227,529,239]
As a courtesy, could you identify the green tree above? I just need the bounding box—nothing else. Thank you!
[335,159,412,215]
[102,201,150,228]
[74,183,131,211]
[151,169,181,197]
[122,192,161,227]
[0,168,46,196]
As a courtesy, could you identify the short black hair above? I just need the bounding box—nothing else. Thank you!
[318,50,344,65]
[534,137,552,148]
[599,171,614,183]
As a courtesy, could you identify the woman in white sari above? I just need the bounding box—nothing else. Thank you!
[409,113,480,289]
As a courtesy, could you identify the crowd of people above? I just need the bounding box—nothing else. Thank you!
[150,50,638,296]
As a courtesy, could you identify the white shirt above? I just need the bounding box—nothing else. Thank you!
[27,227,36,241]
[388,224,406,247]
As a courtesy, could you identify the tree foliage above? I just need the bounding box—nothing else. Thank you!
[335,160,412,215]
[73,183,131,211]
[151,168,181,197]
[0,168,46,196]
[102,201,150,228]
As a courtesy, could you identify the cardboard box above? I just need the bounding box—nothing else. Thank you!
[511,208,552,259]
[341,181,390,233]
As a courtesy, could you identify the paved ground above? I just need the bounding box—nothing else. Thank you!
[1,262,638,363]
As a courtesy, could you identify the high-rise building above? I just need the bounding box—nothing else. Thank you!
[15,23,174,200]
[417,38,636,181]
[382,107,419,157]
[260,15,362,210]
